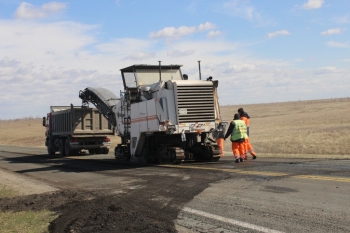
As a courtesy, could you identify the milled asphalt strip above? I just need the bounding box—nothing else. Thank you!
[2,148,349,183]
[294,175,350,182]
[182,207,285,233]
[159,164,288,177]
[160,164,350,183]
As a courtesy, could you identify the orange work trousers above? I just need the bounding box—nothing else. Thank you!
[231,141,245,159]
[244,138,256,158]
[216,138,224,156]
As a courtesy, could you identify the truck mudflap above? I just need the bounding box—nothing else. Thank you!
[79,87,120,127]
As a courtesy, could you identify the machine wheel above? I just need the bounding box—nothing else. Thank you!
[193,144,214,162]
[115,145,122,159]
[115,145,129,160]
[59,139,66,156]
[156,148,163,163]
[211,145,221,162]
[89,149,96,155]
[64,139,73,156]
[103,148,109,154]
[136,146,148,163]
[47,139,56,155]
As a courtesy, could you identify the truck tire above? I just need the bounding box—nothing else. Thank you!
[47,139,55,155]
[64,139,73,156]
[59,139,66,156]
[89,149,96,155]
[103,148,109,154]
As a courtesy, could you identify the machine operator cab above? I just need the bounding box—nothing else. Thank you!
[120,64,186,103]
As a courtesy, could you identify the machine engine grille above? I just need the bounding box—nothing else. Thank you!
[176,84,215,123]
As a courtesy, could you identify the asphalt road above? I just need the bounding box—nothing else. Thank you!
[0,145,349,233]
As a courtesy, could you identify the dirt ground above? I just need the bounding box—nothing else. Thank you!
[0,189,178,233]
[0,157,228,233]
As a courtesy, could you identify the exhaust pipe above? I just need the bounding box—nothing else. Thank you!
[198,60,202,80]
[158,61,162,81]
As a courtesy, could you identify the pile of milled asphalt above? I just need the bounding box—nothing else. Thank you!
[0,169,229,233]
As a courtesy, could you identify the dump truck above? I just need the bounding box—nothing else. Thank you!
[79,63,227,163]
[42,105,114,156]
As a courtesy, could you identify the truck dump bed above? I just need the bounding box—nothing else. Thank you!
[51,106,114,136]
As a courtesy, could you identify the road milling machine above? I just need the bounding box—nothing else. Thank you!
[79,63,227,163]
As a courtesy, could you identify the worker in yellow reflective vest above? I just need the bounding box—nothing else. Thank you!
[238,108,257,160]
[224,114,247,163]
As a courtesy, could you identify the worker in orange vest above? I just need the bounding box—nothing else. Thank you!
[224,114,247,163]
[238,108,257,160]
[215,122,226,156]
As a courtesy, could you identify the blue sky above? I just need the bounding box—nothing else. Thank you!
[0,0,349,119]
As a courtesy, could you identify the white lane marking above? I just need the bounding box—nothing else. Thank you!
[183,207,285,233]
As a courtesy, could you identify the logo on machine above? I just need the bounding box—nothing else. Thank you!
[189,123,204,132]
[178,108,187,115]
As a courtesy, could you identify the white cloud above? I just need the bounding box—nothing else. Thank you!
[96,38,155,55]
[267,30,290,39]
[0,57,21,67]
[207,30,224,38]
[302,0,324,10]
[220,0,271,26]
[149,22,216,40]
[326,41,350,48]
[1,12,350,119]
[167,50,195,57]
[223,63,255,73]
[332,15,350,24]
[224,64,255,74]
[124,52,155,60]
[14,2,67,19]
[0,20,97,67]
[198,22,216,31]
[321,28,344,35]
[315,66,337,75]
[223,0,256,19]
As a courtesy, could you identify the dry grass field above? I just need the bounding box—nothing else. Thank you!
[1,97,349,155]
[221,98,350,155]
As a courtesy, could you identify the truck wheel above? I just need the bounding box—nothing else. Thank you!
[59,139,66,156]
[73,150,80,155]
[64,139,73,156]
[89,149,96,155]
[103,148,109,154]
[47,139,55,155]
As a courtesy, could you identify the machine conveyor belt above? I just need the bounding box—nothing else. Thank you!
[79,87,120,127]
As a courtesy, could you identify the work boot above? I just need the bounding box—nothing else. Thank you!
[235,159,240,163]
[253,155,257,160]
[240,158,244,162]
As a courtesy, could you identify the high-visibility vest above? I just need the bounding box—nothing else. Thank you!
[231,120,248,141]
[240,116,250,136]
